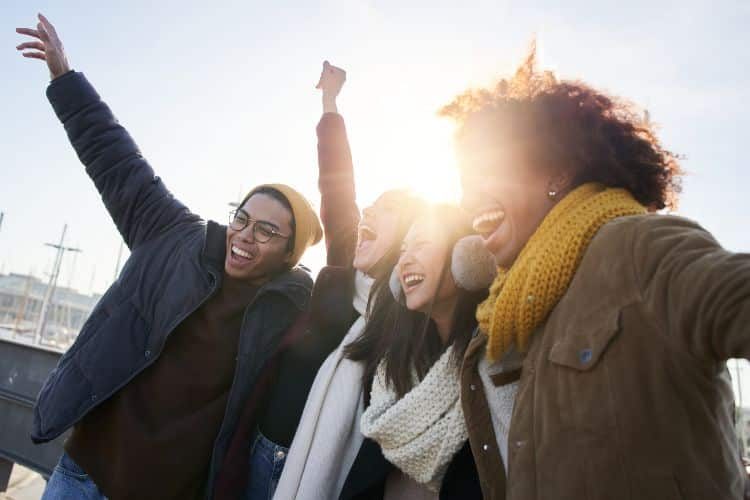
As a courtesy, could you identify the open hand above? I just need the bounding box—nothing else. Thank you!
[16,13,71,80]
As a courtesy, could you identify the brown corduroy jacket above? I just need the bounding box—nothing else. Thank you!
[461,214,750,500]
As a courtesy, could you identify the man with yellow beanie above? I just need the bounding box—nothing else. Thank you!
[225,183,323,282]
[20,14,323,500]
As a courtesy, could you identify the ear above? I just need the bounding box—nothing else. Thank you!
[451,235,497,291]
[547,169,574,198]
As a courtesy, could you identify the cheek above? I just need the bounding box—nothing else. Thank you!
[259,243,285,262]
[226,229,237,244]
[438,276,459,302]
[421,250,448,290]
[378,217,401,248]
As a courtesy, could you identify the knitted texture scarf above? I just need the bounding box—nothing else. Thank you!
[272,271,372,500]
[476,183,646,361]
[360,346,467,492]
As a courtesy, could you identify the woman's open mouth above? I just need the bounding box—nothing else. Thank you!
[401,272,425,294]
[472,210,505,239]
[358,223,378,250]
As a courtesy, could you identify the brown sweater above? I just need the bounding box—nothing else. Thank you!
[66,275,258,500]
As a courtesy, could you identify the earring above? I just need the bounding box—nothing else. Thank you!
[547,189,558,200]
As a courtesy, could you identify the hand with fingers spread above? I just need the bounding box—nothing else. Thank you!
[16,13,70,80]
[316,61,346,114]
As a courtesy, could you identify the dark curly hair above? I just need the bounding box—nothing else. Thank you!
[439,43,682,210]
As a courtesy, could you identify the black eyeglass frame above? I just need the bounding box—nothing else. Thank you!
[228,209,291,243]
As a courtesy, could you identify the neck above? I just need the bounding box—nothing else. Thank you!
[430,295,458,345]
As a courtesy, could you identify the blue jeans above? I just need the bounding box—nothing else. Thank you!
[243,429,289,500]
[42,452,107,500]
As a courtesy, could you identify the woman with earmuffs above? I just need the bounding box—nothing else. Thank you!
[335,204,495,500]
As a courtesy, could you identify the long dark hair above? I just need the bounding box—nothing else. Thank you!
[345,204,487,398]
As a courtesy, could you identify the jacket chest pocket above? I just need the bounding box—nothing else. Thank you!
[546,309,621,431]
[541,309,630,499]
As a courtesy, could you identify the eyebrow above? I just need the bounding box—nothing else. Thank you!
[237,208,282,231]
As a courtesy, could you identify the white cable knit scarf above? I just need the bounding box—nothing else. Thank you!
[272,271,372,500]
[360,346,468,492]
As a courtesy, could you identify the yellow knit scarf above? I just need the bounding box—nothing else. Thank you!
[476,183,646,361]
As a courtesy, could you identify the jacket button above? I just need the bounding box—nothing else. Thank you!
[144,350,151,358]
[579,348,593,364]
[482,444,489,451]
[515,440,526,449]
[91,394,98,401]
[275,450,286,460]
[470,384,477,391]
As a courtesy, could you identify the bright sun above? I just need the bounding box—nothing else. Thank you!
[352,116,462,208]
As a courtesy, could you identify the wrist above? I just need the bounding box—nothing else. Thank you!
[51,68,72,81]
[51,60,72,81]
[322,94,338,114]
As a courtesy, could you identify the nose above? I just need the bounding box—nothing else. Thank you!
[460,176,486,215]
[460,175,480,214]
[398,248,415,269]
[238,221,256,243]
[460,192,474,214]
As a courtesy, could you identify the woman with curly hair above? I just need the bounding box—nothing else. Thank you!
[442,46,750,500]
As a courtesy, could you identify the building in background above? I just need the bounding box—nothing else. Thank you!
[0,273,100,351]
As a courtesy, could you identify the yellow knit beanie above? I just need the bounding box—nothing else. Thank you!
[245,183,323,267]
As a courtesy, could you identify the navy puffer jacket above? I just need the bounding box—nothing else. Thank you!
[31,71,313,496]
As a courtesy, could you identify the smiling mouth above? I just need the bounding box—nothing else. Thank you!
[472,210,505,238]
[402,273,425,293]
[231,244,256,262]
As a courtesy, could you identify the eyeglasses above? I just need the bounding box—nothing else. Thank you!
[228,210,290,243]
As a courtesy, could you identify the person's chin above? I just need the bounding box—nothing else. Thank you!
[225,258,257,279]
[352,255,374,274]
[404,294,428,312]
[482,227,515,267]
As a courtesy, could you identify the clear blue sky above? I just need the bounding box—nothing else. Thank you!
[2,1,748,285]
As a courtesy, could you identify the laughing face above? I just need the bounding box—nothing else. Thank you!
[397,216,458,314]
[224,193,293,283]
[459,145,557,269]
[352,192,403,276]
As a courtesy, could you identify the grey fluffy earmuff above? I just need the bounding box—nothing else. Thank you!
[388,235,497,302]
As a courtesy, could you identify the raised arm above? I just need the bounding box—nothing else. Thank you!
[632,215,750,365]
[16,14,200,250]
[315,61,360,267]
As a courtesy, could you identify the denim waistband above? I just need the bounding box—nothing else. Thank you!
[252,429,289,461]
